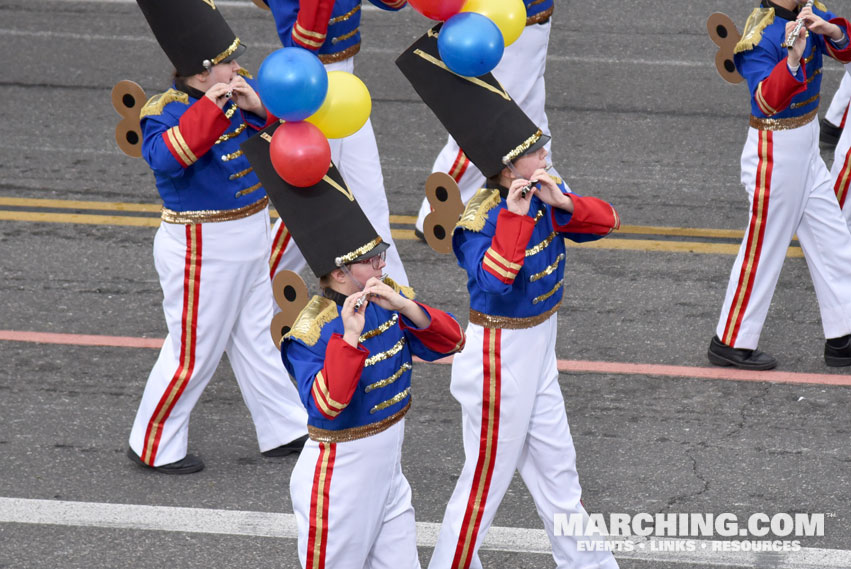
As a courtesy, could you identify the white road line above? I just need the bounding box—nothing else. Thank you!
[0,27,723,69]
[39,0,369,8]
[2,498,850,568]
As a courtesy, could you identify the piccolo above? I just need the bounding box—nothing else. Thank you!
[504,162,554,198]
[524,163,554,198]
[782,0,814,49]
[223,90,233,99]
[353,274,388,311]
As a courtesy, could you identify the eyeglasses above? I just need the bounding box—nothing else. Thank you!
[352,250,386,269]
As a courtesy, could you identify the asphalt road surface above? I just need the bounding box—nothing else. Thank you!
[1,1,850,568]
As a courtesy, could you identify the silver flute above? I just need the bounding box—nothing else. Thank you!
[520,163,554,198]
[353,274,387,311]
[782,0,814,49]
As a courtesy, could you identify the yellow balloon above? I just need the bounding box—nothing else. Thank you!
[306,71,372,139]
[461,0,526,47]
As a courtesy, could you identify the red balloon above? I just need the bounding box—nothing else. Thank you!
[269,121,331,187]
[408,0,466,21]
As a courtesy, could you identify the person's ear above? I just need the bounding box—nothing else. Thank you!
[331,268,346,284]
[193,69,210,84]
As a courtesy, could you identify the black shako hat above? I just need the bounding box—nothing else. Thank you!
[136,0,246,77]
[241,123,389,278]
[395,25,549,178]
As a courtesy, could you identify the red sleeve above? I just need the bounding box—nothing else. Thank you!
[753,59,807,117]
[826,18,851,62]
[482,209,536,284]
[552,195,620,235]
[310,333,368,420]
[292,0,336,51]
[162,96,230,168]
[398,302,466,355]
[261,110,279,129]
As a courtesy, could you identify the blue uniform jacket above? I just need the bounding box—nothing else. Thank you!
[140,77,271,214]
[264,0,406,63]
[453,180,620,328]
[525,0,553,24]
[735,1,851,120]
[282,289,464,441]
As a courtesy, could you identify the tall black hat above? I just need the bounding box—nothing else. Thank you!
[241,123,389,278]
[136,0,247,77]
[395,26,549,178]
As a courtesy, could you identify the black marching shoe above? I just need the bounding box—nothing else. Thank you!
[127,447,205,475]
[820,118,843,152]
[262,434,308,457]
[707,335,777,370]
[413,227,427,243]
[825,334,851,367]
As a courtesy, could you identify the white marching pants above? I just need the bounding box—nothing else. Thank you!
[290,419,420,569]
[428,316,618,569]
[129,210,307,466]
[825,70,851,127]
[415,21,560,233]
[828,70,851,230]
[716,120,851,350]
[270,57,409,286]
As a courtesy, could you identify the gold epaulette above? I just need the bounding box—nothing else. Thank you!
[735,8,774,54]
[734,2,828,54]
[283,296,339,347]
[140,89,189,119]
[382,275,416,300]
[455,188,502,233]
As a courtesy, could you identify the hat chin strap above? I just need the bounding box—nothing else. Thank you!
[338,263,366,292]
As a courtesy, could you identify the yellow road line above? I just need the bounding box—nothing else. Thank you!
[0,198,806,257]
[0,211,159,227]
[619,224,744,239]
[0,197,420,225]
[570,237,804,257]
[0,197,161,213]
[392,229,804,257]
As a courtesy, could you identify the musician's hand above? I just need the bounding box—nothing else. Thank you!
[361,277,430,327]
[341,293,367,347]
[530,169,574,212]
[785,20,806,67]
[800,6,843,41]
[204,83,233,109]
[229,75,266,118]
[506,178,534,216]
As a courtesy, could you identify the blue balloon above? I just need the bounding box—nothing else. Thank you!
[437,13,504,78]
[257,48,328,121]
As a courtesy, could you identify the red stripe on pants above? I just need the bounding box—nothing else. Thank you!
[142,224,202,465]
[451,327,501,569]
[833,147,851,209]
[449,149,470,183]
[723,131,773,346]
[269,222,292,280]
[307,442,336,569]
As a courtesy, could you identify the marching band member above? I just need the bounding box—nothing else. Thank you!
[242,129,465,568]
[708,0,851,370]
[126,0,308,474]
[398,28,621,569]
